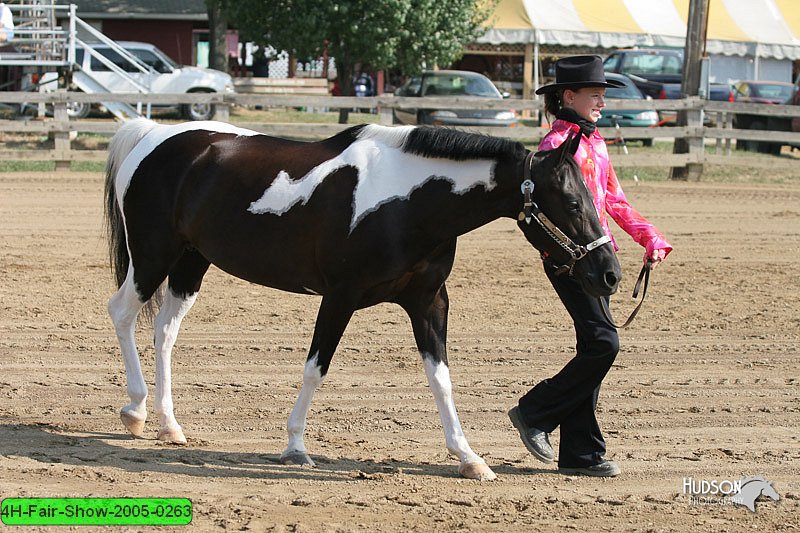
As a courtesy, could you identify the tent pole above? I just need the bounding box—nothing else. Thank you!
[533,32,539,94]
[754,45,760,80]
[523,43,533,116]
[534,31,540,123]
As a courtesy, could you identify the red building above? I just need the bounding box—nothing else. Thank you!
[69,0,210,66]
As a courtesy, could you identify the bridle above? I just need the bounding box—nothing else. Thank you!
[517,151,612,277]
[518,151,651,329]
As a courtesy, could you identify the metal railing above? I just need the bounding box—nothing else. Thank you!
[71,12,154,92]
[1,3,153,96]
[1,3,72,66]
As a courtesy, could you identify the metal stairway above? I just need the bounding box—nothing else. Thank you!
[0,2,154,120]
[70,71,140,119]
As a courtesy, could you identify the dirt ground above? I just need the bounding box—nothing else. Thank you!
[1,170,798,532]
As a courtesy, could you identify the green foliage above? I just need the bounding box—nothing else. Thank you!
[394,0,496,75]
[226,0,494,80]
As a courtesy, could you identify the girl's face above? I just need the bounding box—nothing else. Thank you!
[563,87,606,122]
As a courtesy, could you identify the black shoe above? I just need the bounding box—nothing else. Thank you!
[558,460,621,477]
[508,406,554,464]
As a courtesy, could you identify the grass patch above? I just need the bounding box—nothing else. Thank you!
[230,107,380,124]
[0,160,55,172]
[0,160,106,172]
[71,161,106,172]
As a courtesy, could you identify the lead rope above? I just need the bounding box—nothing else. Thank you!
[599,262,651,329]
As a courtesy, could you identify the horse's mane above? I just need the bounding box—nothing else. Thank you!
[354,124,524,162]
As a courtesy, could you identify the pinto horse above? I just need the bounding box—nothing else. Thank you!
[104,119,620,481]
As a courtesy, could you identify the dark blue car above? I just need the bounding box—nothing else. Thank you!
[596,73,658,146]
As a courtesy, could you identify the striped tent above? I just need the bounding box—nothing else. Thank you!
[481,0,800,59]
[478,0,800,97]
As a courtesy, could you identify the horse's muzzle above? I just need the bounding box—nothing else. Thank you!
[575,253,621,297]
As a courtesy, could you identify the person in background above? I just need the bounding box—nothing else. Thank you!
[508,55,672,477]
[0,2,14,43]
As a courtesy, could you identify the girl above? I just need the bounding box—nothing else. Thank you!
[508,55,672,477]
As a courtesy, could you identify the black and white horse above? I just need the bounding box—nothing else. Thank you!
[104,119,620,480]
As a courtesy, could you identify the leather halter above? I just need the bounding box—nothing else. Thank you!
[518,152,612,276]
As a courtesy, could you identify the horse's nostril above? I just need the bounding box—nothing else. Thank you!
[604,271,618,288]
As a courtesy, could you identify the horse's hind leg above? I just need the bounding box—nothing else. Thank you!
[400,282,496,481]
[108,268,149,436]
[153,249,210,444]
[151,290,197,444]
[281,293,356,466]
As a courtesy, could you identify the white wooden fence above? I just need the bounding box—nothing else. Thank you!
[0,91,797,173]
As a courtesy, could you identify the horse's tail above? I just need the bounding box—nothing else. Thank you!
[104,118,159,290]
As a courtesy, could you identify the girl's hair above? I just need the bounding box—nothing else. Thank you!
[543,89,565,124]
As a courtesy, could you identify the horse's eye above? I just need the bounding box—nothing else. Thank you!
[568,201,581,213]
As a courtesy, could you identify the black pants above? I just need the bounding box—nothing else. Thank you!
[518,262,620,468]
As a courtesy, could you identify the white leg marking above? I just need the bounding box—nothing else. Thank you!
[108,268,148,435]
[153,290,197,444]
[423,357,495,480]
[281,353,324,465]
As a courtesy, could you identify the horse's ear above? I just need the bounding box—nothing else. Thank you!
[567,131,582,156]
[557,131,581,166]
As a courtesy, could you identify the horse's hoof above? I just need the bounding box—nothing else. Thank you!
[157,427,187,445]
[459,462,497,481]
[120,410,146,437]
[280,451,316,467]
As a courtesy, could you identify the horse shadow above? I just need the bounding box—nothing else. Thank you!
[0,423,548,482]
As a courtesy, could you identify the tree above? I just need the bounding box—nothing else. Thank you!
[394,0,495,76]
[206,0,230,73]
[227,0,494,122]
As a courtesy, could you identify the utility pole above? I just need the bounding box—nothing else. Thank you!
[670,0,709,180]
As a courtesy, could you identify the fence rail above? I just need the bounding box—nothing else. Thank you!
[0,92,798,172]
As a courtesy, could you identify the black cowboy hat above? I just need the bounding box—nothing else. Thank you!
[535,55,625,95]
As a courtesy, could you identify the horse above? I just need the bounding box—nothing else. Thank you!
[104,118,621,481]
[729,475,781,512]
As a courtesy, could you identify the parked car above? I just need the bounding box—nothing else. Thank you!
[655,81,734,125]
[732,79,798,154]
[393,70,517,127]
[39,41,234,120]
[732,80,794,105]
[596,73,658,146]
[655,82,733,102]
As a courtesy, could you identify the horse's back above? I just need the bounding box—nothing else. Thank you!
[119,123,363,293]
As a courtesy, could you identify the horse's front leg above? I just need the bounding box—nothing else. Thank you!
[404,283,496,481]
[152,289,199,444]
[281,293,356,466]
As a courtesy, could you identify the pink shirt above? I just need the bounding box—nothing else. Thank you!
[539,120,673,259]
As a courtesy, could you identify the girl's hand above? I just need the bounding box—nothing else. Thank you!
[646,249,666,270]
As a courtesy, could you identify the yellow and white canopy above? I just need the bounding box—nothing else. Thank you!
[480,0,800,59]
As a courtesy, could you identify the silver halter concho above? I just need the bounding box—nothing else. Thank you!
[518,152,612,276]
